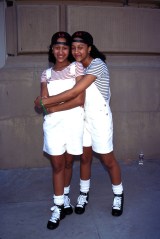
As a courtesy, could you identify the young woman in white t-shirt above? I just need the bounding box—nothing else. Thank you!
[37,32,85,230]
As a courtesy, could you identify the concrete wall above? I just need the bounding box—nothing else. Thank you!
[5,1,160,55]
[108,55,160,162]
[0,1,6,68]
[0,55,49,168]
[0,1,160,168]
[67,5,160,53]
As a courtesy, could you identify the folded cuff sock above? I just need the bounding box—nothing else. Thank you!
[80,179,90,193]
[53,194,64,205]
[112,183,123,195]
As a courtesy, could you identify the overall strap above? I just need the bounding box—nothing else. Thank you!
[46,68,52,80]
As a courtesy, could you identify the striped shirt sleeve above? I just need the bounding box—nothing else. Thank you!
[85,58,105,78]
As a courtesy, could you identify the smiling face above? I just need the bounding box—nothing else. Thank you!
[71,39,91,66]
[52,38,70,63]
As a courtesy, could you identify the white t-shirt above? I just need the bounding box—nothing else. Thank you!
[41,61,84,96]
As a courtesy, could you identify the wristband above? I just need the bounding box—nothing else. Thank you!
[40,99,48,115]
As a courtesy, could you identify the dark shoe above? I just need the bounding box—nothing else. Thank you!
[75,192,89,214]
[47,204,65,230]
[112,193,124,216]
[64,194,73,215]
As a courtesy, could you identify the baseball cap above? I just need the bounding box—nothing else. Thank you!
[51,32,72,46]
[72,31,93,46]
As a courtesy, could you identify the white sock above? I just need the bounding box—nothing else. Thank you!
[80,179,90,193]
[53,194,64,206]
[112,183,123,195]
[64,185,70,195]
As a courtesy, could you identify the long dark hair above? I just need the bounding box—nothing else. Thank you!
[90,45,106,62]
[48,31,74,63]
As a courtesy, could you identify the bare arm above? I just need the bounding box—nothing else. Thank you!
[41,82,49,98]
[47,92,85,113]
[35,74,96,107]
[45,75,85,113]
[40,82,60,108]
[34,82,49,114]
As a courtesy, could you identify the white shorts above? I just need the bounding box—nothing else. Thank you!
[43,107,84,156]
[83,104,113,154]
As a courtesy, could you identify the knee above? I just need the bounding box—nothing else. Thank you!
[65,160,73,170]
[101,152,117,169]
[105,159,115,169]
[81,154,92,165]
[52,161,64,174]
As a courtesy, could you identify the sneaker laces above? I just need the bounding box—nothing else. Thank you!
[77,194,88,208]
[49,205,61,223]
[64,195,73,209]
[112,195,122,210]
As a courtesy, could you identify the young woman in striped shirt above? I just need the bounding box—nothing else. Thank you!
[35,31,124,218]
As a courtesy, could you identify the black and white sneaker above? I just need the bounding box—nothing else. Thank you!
[47,204,65,230]
[75,192,89,214]
[112,193,124,216]
[64,194,73,215]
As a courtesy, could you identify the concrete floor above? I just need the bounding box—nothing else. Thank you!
[0,158,160,239]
